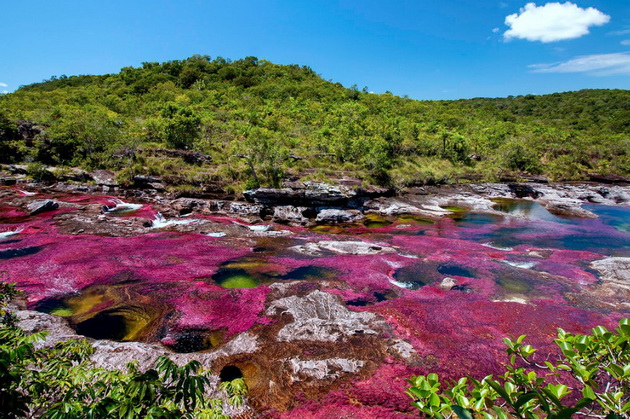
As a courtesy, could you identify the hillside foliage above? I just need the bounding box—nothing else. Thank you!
[1,55,628,189]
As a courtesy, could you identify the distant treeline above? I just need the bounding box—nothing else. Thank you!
[1,55,628,189]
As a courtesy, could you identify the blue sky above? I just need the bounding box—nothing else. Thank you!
[0,0,628,99]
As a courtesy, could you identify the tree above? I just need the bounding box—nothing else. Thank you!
[162,104,201,150]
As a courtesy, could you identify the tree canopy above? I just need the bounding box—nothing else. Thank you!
[1,55,628,189]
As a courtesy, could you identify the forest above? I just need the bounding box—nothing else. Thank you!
[1,55,628,191]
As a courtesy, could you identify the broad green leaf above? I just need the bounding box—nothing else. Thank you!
[582,385,596,400]
[451,405,474,419]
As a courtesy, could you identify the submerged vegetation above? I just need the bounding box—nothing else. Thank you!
[0,55,628,190]
[408,318,630,418]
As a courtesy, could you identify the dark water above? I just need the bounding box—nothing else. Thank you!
[0,246,43,260]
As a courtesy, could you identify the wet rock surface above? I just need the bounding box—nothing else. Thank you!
[0,180,629,416]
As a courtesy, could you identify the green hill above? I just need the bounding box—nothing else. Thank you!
[1,55,628,191]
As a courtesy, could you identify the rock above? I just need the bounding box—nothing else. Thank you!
[291,240,396,256]
[147,182,166,191]
[315,209,362,224]
[364,199,425,216]
[244,181,392,209]
[439,277,457,289]
[390,339,417,360]
[14,308,254,416]
[227,202,263,218]
[591,257,630,287]
[244,182,355,207]
[272,206,309,225]
[6,164,28,174]
[17,121,48,145]
[49,167,92,182]
[15,309,79,347]
[171,197,208,215]
[319,240,395,255]
[0,178,17,186]
[508,183,543,199]
[587,174,630,184]
[544,203,597,218]
[133,175,163,190]
[91,170,119,186]
[27,199,59,215]
[267,290,385,342]
[287,357,365,381]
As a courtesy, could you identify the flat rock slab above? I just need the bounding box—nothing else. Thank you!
[267,290,384,342]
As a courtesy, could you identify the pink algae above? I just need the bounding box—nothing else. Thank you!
[169,285,271,337]
[1,186,630,415]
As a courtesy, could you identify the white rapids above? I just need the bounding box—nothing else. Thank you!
[150,212,198,229]
[103,199,143,214]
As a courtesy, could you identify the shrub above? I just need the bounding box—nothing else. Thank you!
[407,319,630,418]
[25,162,55,182]
[0,283,234,418]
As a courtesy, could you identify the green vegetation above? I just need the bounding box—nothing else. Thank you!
[218,377,248,408]
[0,282,237,418]
[1,55,628,190]
[407,319,630,418]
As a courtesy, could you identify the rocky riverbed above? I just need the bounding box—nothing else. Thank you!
[1,176,629,417]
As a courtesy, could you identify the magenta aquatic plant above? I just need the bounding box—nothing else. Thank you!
[1,185,629,416]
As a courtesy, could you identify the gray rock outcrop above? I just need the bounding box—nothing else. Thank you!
[27,199,59,215]
[266,290,386,342]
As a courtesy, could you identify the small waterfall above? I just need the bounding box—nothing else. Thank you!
[151,212,197,229]
[246,224,271,232]
[0,227,24,239]
[206,232,227,237]
[103,199,143,214]
[502,260,537,269]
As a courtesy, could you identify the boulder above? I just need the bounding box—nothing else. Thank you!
[315,209,362,224]
[591,257,630,286]
[27,199,59,215]
[91,170,118,186]
[439,277,457,289]
[508,183,543,199]
[171,198,208,215]
[133,175,164,190]
[544,203,597,219]
[272,206,309,225]
[0,178,17,186]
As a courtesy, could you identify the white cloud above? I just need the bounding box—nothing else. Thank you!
[529,52,630,75]
[621,40,630,46]
[504,2,610,43]
[492,27,500,33]
[0,82,7,87]
[611,29,630,36]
